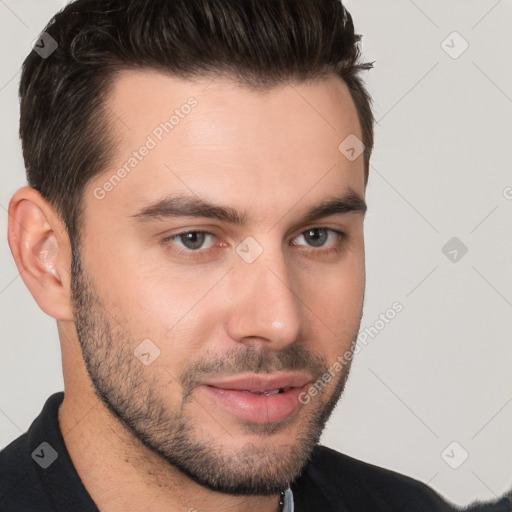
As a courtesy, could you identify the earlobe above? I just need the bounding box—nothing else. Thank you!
[7,186,74,321]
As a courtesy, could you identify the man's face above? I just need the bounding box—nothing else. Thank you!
[73,70,366,494]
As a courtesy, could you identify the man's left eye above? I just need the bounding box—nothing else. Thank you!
[292,228,345,249]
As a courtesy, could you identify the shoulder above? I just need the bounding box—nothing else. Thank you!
[462,495,512,512]
[293,445,458,512]
[0,432,53,511]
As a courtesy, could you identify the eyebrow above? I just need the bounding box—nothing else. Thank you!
[131,189,367,226]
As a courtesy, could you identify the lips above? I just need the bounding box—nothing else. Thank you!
[197,372,311,424]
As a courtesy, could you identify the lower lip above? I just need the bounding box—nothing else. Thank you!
[199,385,306,424]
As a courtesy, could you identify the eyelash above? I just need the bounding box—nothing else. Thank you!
[162,228,347,260]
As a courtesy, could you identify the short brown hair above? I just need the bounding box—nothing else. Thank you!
[19,0,374,244]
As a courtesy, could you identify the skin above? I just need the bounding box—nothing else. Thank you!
[8,70,366,512]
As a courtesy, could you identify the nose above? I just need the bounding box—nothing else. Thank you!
[225,248,303,351]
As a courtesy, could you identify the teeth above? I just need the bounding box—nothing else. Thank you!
[244,388,286,395]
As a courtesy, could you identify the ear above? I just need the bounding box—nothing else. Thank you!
[7,186,74,321]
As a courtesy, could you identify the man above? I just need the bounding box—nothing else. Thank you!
[0,0,458,510]
[466,496,512,512]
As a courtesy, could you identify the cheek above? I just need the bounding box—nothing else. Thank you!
[113,266,222,367]
[91,237,209,328]
[297,255,364,354]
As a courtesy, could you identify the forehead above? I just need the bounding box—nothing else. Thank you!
[106,69,362,144]
[86,69,365,222]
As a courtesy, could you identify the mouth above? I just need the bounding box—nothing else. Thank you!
[236,388,289,396]
[197,373,311,424]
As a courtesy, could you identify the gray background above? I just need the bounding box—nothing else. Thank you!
[1,0,511,507]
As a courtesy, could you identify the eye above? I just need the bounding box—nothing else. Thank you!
[292,228,345,249]
[164,231,216,251]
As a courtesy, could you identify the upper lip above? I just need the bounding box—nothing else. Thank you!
[202,372,312,392]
